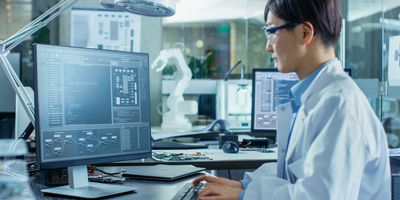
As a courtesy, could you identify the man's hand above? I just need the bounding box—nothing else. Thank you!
[192,175,242,189]
[197,183,242,200]
[192,176,243,200]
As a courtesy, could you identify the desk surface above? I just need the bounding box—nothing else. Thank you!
[29,149,276,199]
[31,172,203,200]
[102,148,277,170]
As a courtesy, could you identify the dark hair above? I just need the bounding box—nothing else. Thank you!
[264,0,342,46]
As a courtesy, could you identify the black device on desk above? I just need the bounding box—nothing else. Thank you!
[222,141,239,153]
[34,44,152,199]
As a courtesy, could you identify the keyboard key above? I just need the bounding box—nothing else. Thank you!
[172,182,205,200]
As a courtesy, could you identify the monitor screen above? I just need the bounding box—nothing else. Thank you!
[251,68,299,138]
[34,44,151,169]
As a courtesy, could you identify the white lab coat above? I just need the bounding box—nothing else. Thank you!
[243,60,391,199]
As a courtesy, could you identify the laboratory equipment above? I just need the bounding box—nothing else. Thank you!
[217,60,252,130]
[152,48,198,130]
[34,44,151,198]
[216,80,252,129]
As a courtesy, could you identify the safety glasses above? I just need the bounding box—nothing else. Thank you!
[261,22,299,44]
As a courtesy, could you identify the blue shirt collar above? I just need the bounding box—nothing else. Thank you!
[289,58,337,113]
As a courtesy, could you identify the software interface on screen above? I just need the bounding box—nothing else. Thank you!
[35,44,151,168]
[252,70,299,131]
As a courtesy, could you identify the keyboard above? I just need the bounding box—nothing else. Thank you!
[172,182,204,200]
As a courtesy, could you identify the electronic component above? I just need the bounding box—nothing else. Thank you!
[88,175,125,184]
[152,152,212,161]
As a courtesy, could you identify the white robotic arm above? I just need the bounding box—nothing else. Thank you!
[152,48,198,130]
[152,48,192,97]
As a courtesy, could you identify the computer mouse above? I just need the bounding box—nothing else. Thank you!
[222,141,239,153]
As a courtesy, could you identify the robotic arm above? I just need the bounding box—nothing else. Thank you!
[152,48,198,130]
[152,48,192,98]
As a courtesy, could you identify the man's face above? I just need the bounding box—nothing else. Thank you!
[265,12,302,73]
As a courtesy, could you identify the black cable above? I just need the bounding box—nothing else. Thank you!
[88,165,125,175]
[223,60,243,81]
[227,170,232,179]
[96,168,125,175]
[18,122,34,140]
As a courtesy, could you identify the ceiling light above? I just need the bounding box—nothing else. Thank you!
[100,0,176,17]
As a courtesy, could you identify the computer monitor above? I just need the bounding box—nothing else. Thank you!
[34,44,151,198]
[251,68,299,140]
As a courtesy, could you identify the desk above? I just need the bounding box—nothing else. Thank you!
[30,172,204,200]
[28,149,276,199]
[101,148,277,170]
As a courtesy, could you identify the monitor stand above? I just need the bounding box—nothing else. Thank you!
[41,165,135,199]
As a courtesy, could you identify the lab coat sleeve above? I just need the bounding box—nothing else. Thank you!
[243,94,366,200]
[239,162,278,200]
[240,162,278,190]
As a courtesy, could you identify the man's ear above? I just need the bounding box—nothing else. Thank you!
[300,22,315,45]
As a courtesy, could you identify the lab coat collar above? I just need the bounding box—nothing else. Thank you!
[300,58,342,113]
[289,59,331,113]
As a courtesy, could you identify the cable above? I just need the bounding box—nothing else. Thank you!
[227,170,232,179]
[88,165,126,175]
[224,60,243,81]
[18,122,34,140]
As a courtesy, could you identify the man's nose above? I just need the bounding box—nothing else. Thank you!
[266,41,273,53]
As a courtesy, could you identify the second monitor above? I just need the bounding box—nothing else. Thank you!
[251,68,299,139]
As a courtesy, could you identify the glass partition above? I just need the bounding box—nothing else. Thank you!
[159,0,400,131]
[160,1,268,125]
[381,0,400,148]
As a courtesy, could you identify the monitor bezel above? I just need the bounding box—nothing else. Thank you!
[34,44,152,169]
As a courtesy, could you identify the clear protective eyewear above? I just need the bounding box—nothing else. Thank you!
[261,22,299,43]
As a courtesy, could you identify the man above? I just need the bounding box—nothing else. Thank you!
[193,0,391,199]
